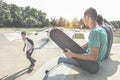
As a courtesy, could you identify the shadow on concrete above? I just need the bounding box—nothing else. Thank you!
[46,58,120,80]
[0,75,8,80]
[0,67,33,80]
[34,38,49,49]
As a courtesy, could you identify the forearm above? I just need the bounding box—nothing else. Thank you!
[72,53,97,61]
[65,47,98,61]
[23,44,26,49]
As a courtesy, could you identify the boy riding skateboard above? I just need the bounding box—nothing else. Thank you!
[21,31,36,69]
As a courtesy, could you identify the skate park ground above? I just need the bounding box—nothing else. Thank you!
[0,28,120,80]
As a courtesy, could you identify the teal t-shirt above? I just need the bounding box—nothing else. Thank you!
[87,27,108,64]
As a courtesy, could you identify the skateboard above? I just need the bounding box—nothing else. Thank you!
[50,29,86,61]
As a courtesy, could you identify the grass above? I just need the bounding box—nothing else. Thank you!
[114,29,120,35]
[15,28,38,32]
[0,28,39,36]
[74,33,85,39]
[0,28,38,32]
[15,28,38,36]
[113,29,120,44]
[74,33,120,44]
[113,36,120,44]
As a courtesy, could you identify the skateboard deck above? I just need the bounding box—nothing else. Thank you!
[50,29,86,62]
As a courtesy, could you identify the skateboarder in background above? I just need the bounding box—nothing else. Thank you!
[21,31,36,69]
[58,8,108,73]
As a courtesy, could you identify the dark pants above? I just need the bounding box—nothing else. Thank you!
[58,57,99,74]
[26,49,35,66]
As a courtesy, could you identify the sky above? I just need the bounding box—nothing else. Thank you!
[3,0,120,21]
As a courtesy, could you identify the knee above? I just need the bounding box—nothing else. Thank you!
[58,57,64,64]
[88,65,99,74]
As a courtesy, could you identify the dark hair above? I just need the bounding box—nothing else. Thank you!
[104,19,110,25]
[97,14,103,26]
[84,8,97,21]
[21,31,26,35]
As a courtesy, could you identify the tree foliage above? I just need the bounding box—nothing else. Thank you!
[0,1,50,28]
[110,21,120,29]
[1,1,119,28]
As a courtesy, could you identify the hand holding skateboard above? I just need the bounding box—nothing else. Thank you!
[23,48,25,52]
[64,48,74,58]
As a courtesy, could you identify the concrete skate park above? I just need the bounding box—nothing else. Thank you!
[0,28,120,80]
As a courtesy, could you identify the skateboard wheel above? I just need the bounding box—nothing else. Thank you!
[45,70,49,74]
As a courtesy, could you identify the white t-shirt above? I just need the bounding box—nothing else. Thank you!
[24,39,32,51]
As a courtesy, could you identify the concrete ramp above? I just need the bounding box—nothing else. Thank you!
[26,57,74,80]
[26,57,59,80]
[44,58,120,80]
[46,63,73,80]
[43,39,58,48]
[0,34,8,41]
[64,58,120,80]
[34,38,49,49]
[4,33,21,41]
[27,57,120,80]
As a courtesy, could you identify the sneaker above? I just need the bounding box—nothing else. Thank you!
[29,64,35,68]
[28,67,33,71]
[33,59,36,63]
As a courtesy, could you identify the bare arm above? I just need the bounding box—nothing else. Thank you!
[65,47,99,61]
[23,44,26,52]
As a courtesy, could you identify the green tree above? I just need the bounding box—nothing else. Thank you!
[44,19,51,27]
[58,17,67,27]
[0,1,12,27]
[50,18,57,27]
[72,17,80,28]
[10,4,23,27]
[0,1,50,28]
[110,21,120,30]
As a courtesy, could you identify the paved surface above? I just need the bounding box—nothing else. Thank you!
[0,30,62,80]
[0,39,62,80]
[0,29,120,80]
[0,34,8,41]
[26,41,120,80]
